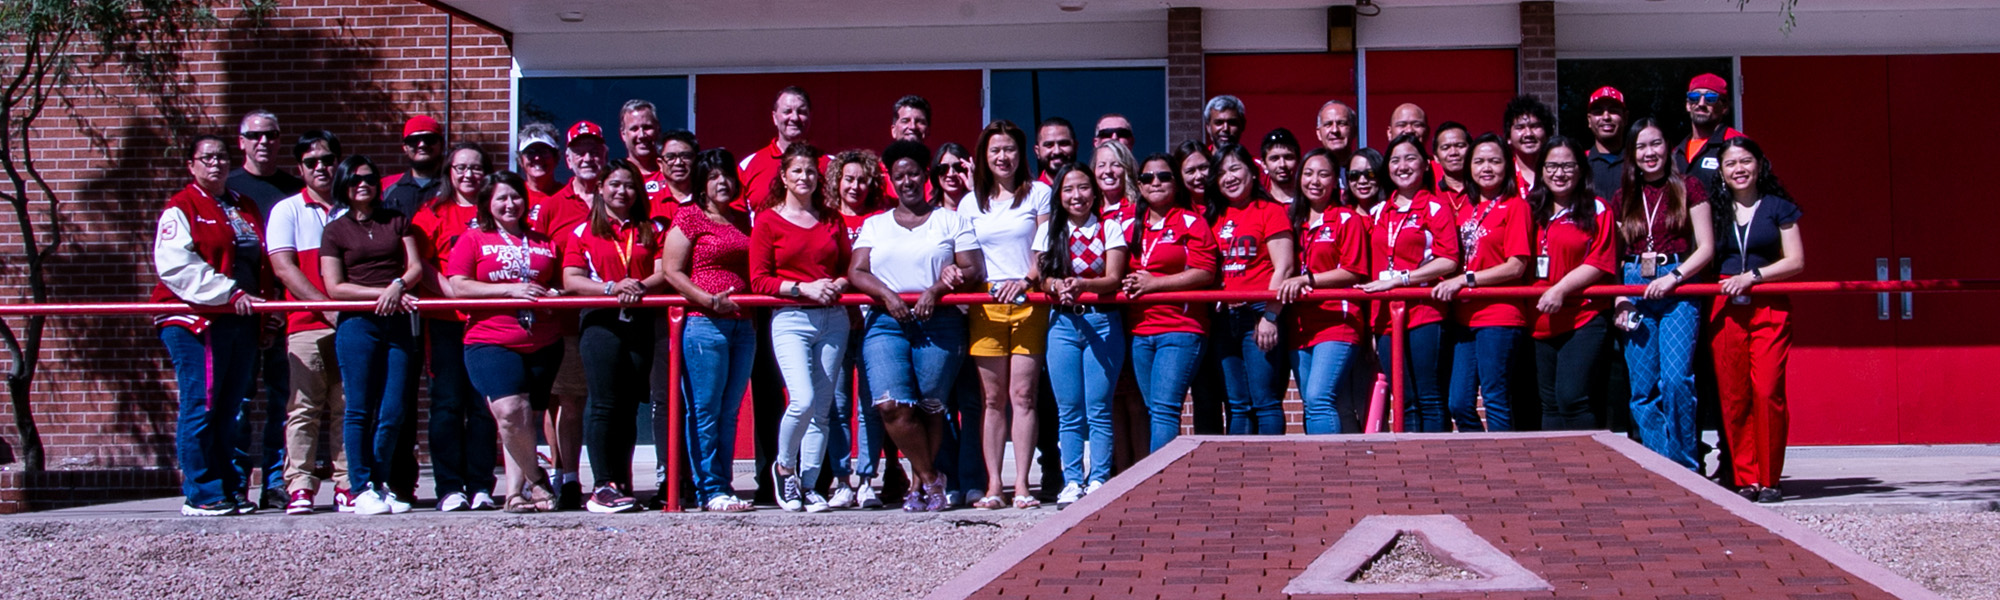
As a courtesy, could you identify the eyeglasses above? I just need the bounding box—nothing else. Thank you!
[449,164,485,174]
[662,152,695,163]
[1544,161,1580,174]
[240,130,279,142]
[1686,91,1723,105]
[1096,127,1134,140]
[193,153,229,166]
[1135,171,1174,185]
[301,155,338,169]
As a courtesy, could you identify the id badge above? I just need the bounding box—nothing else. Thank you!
[618,308,632,323]
[1640,252,1659,278]
[1377,269,1398,282]
[1535,256,1550,279]
[1731,295,1752,306]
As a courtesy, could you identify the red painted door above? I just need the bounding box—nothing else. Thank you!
[1741,56,1899,445]
[1885,54,2000,444]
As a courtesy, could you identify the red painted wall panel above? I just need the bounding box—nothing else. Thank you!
[1363,49,1518,145]
[1204,53,1357,150]
[694,70,983,163]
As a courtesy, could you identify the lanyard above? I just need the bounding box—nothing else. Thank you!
[1458,199,1501,265]
[1381,205,1420,271]
[612,225,638,278]
[1140,215,1166,268]
[1640,184,1665,253]
[498,229,534,281]
[1732,201,1759,273]
[1539,206,1576,258]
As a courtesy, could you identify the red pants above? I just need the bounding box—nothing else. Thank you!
[1709,295,1791,488]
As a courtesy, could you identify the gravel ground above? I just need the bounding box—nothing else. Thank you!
[1350,533,1477,583]
[0,512,1044,600]
[1786,511,2000,600]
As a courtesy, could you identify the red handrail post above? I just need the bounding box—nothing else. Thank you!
[663,307,686,513]
[1389,300,1408,433]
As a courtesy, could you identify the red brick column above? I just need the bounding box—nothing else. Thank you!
[1518,1,1557,104]
[1167,7,1205,147]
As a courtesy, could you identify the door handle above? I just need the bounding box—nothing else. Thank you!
[1876,258,1890,320]
[1899,257,1913,320]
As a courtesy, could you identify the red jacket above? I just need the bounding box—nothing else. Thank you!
[152,182,273,333]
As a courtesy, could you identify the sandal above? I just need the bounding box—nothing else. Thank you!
[924,480,949,513]
[504,493,539,514]
[526,479,557,512]
[901,490,927,513]
[971,495,1007,510]
[1012,495,1042,510]
[704,495,754,513]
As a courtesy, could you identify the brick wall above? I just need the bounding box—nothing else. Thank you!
[0,0,512,469]
[1518,1,1558,105]
[1166,8,1205,147]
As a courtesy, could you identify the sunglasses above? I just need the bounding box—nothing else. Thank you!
[937,163,968,174]
[1345,168,1377,182]
[301,155,339,169]
[240,130,280,142]
[1135,171,1175,185]
[1096,127,1134,140]
[403,134,443,147]
[1686,91,1723,105]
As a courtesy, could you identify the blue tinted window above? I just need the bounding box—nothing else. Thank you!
[990,68,1165,177]
[519,76,691,179]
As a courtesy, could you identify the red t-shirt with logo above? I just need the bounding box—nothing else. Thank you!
[1127,207,1219,336]
[448,228,563,352]
[561,219,665,284]
[1533,198,1618,339]
[1214,198,1290,293]
[1292,207,1371,347]
[1451,196,1534,328]
[1367,190,1461,333]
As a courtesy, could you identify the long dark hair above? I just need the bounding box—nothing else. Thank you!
[1128,152,1189,248]
[474,171,528,233]
[1345,147,1388,208]
[1202,143,1268,223]
[764,143,830,215]
[692,148,741,214]
[589,159,656,246]
[928,142,969,208]
[1037,164,1105,280]
[331,155,382,214]
[1615,118,1690,247]
[1290,147,1342,230]
[1171,140,1211,202]
[1467,132,1516,203]
[1383,133,1434,193]
[1703,136,1794,243]
[971,120,1031,212]
[426,141,491,213]
[1528,136,1597,238]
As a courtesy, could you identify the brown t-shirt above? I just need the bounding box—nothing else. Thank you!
[320,209,411,287]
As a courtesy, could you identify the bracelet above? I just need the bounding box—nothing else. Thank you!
[1668,268,1684,280]
[1751,267,1764,281]
[1308,272,1318,288]
[1399,272,1412,286]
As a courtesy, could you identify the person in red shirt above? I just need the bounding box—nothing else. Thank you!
[531,119,607,509]
[1122,153,1218,452]
[1033,117,1078,186]
[266,131,352,515]
[557,161,666,513]
[1276,148,1370,435]
[823,149,892,509]
[1528,137,1619,431]
[1706,137,1804,503]
[661,148,756,513]
[1171,140,1225,435]
[1432,122,1472,199]
[516,122,564,202]
[447,171,566,513]
[748,143,852,513]
[617,99,671,207]
[657,129,699,209]
[738,86,815,211]
[644,127,701,510]
[1503,95,1555,199]
[1206,144,1295,435]
[1355,142,1462,433]
[1429,133,1533,432]
[412,142,496,512]
[528,120,607,239]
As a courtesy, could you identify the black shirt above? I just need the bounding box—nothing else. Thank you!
[1716,194,1802,276]
[227,167,304,222]
[383,172,442,216]
[1585,146,1625,203]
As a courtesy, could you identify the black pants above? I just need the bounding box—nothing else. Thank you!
[751,309,785,504]
[428,319,496,496]
[1188,314,1228,435]
[1536,312,1611,431]
[581,308,655,489]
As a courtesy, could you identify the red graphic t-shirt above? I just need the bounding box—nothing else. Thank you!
[448,228,563,352]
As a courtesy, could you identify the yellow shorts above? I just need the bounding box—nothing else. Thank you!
[968,301,1049,357]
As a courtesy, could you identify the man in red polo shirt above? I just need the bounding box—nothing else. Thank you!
[529,121,607,238]
[881,96,931,201]
[619,99,673,207]
[1677,72,1747,188]
[738,86,814,210]
[517,122,564,202]
[1503,95,1554,198]
[1034,117,1077,186]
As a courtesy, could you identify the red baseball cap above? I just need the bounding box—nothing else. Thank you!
[1588,86,1625,108]
[401,115,444,140]
[1688,73,1729,95]
[567,121,604,145]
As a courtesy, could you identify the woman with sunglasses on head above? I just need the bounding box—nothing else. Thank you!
[929,142,974,211]
[1429,133,1532,432]
[1204,144,1295,435]
[560,160,666,513]
[448,171,565,513]
[661,149,757,513]
[1705,137,1803,504]
[1528,137,1618,432]
[823,149,894,509]
[1611,118,1714,471]
[1355,140,1462,433]
[320,154,424,515]
[1123,153,1219,452]
[411,142,498,511]
[1035,163,1129,507]
[961,120,1053,510]
[1276,148,1371,435]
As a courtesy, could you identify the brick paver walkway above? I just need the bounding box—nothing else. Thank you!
[937,433,1940,600]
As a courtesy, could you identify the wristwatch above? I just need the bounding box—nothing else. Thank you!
[787,282,801,297]
[1750,267,1764,282]
[1464,272,1478,288]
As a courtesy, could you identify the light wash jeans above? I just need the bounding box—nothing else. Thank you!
[770,306,850,485]
[1046,310,1124,486]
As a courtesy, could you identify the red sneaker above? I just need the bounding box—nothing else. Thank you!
[285,490,316,516]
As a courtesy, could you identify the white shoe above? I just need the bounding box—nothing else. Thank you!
[855,483,883,509]
[381,486,412,514]
[1056,483,1084,508]
[438,492,469,512]
[469,491,497,511]
[352,489,390,516]
[803,491,830,513]
[945,490,965,508]
[1084,480,1104,496]
[827,482,857,509]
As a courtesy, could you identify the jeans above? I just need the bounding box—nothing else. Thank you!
[936,339,986,496]
[1537,312,1611,431]
[1447,323,1527,432]
[581,308,656,489]
[426,319,495,496]
[1293,341,1361,435]
[1622,260,1702,470]
[771,306,850,485]
[1214,305,1287,435]
[234,344,288,497]
[335,313,420,492]
[1131,332,1204,452]
[826,321,882,480]
[862,310,966,411]
[1046,310,1123,485]
[1377,323,1448,433]
[681,315,756,503]
[164,317,259,506]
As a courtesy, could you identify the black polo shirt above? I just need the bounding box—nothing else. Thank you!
[382,170,442,216]
[227,167,304,222]
[1585,146,1625,203]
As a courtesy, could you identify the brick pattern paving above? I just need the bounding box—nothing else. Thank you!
[967,437,1899,599]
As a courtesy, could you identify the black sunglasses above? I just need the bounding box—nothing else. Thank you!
[936,163,968,174]
[1096,127,1134,140]
[1686,91,1723,105]
[300,155,339,169]
[1345,168,1377,181]
[1135,170,1174,184]
[241,130,280,142]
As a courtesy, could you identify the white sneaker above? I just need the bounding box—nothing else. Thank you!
[803,491,830,513]
[1056,482,1084,508]
[1083,480,1104,496]
[827,482,857,509]
[438,492,469,512]
[352,489,390,516]
[379,485,412,514]
[855,483,883,509]
[469,491,497,511]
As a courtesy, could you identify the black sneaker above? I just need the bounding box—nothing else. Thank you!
[641,492,665,512]
[233,495,258,515]
[257,489,286,511]
[773,463,804,512]
[586,484,638,514]
[558,481,584,511]
[1756,487,1784,504]
[181,500,235,517]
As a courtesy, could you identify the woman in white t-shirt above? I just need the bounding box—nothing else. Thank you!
[958,120,1053,510]
[850,141,985,512]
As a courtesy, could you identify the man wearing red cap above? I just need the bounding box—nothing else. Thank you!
[1677,73,1746,186]
[738,86,814,211]
[383,115,445,216]
[1585,87,1629,202]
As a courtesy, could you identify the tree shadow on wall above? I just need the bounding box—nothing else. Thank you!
[216,15,429,161]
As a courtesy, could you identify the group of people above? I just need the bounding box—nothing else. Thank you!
[154,72,1803,518]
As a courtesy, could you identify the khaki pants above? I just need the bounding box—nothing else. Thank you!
[283,329,349,493]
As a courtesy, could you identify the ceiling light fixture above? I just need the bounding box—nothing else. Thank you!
[1059,0,1087,12]
[558,11,585,23]
[1354,0,1381,18]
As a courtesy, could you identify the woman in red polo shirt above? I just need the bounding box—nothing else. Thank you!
[412,142,496,511]
[826,149,891,509]
[1705,137,1804,504]
[560,161,666,513]
[1123,153,1218,452]
[1528,137,1618,431]
[1277,148,1370,434]
[661,148,756,513]
[1173,140,1226,436]
[749,143,851,513]
[1429,133,1533,432]
[1356,140,1461,433]
[448,171,565,513]
[1205,144,1295,435]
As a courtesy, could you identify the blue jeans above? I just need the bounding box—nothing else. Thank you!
[1131,332,1204,452]
[1046,310,1124,485]
[427,319,495,496]
[936,332,985,496]
[827,320,882,480]
[234,345,287,497]
[335,313,419,492]
[681,315,756,503]
[1447,323,1527,432]
[1293,341,1361,435]
[1215,305,1287,435]
[1377,323,1448,433]
[163,317,258,506]
[1623,259,1702,470]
